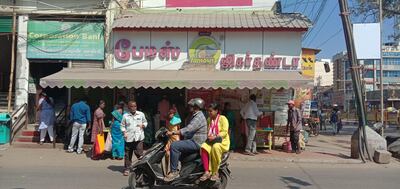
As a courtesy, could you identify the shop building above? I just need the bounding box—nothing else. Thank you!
[40,4,313,147]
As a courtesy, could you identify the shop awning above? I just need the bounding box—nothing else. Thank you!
[40,68,313,89]
[113,12,311,31]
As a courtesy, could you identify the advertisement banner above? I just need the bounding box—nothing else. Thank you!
[27,21,104,60]
[166,0,252,7]
[270,89,291,125]
[301,48,317,79]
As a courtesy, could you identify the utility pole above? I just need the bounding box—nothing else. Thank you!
[7,0,17,113]
[338,0,371,162]
[379,0,384,136]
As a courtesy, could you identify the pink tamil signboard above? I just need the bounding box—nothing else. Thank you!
[166,0,252,7]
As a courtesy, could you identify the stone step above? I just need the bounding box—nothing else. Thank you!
[21,130,40,137]
[14,136,40,143]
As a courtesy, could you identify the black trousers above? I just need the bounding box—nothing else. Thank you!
[124,141,144,170]
[290,131,300,152]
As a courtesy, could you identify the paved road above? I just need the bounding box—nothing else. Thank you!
[1,148,400,189]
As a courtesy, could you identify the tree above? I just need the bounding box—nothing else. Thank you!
[353,0,400,40]
[354,0,399,19]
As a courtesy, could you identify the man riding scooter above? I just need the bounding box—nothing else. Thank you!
[164,98,208,182]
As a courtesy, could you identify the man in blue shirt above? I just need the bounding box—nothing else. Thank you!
[67,97,91,154]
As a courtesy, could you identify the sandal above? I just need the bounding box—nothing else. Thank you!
[199,172,211,181]
[123,170,130,176]
[210,173,220,182]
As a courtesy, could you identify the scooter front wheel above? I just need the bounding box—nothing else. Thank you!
[128,171,154,189]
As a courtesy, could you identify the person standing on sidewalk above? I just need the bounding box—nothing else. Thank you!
[286,100,302,154]
[121,101,148,176]
[37,92,55,145]
[91,100,106,159]
[240,94,262,156]
[330,104,341,135]
[68,97,91,154]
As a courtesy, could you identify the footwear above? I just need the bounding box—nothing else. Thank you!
[210,173,220,182]
[253,151,260,155]
[123,170,130,176]
[243,151,255,156]
[164,171,179,182]
[39,141,44,145]
[76,151,82,154]
[199,172,211,181]
[296,150,301,154]
[67,149,74,153]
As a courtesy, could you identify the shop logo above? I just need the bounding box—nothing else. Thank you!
[189,36,221,64]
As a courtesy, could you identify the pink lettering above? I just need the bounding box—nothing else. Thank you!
[244,52,252,68]
[235,57,244,69]
[114,39,131,62]
[252,57,262,71]
[132,46,144,60]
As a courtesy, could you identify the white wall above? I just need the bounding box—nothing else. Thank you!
[15,15,30,108]
[141,0,276,9]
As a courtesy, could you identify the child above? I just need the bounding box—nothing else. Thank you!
[164,108,181,174]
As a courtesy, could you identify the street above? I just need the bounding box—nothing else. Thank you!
[1,147,400,189]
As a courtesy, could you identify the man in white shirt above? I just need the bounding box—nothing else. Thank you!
[240,94,263,156]
[121,101,148,176]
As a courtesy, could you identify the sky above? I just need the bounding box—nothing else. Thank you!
[281,0,397,59]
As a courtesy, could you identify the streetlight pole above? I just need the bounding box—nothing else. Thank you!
[379,0,384,136]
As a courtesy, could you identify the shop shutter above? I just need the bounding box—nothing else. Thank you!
[0,16,12,33]
[72,61,104,69]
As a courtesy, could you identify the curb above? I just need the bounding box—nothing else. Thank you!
[230,155,363,164]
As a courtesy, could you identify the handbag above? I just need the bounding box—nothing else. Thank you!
[206,136,223,145]
[94,133,105,155]
[282,137,292,153]
[104,132,112,152]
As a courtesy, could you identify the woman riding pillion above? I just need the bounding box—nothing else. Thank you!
[200,103,230,182]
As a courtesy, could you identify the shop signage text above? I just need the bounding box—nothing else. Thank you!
[114,39,181,62]
[27,21,104,60]
[220,52,300,70]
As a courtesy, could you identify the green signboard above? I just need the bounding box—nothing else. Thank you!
[27,21,104,60]
[0,16,12,33]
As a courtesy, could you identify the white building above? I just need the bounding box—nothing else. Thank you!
[314,59,333,87]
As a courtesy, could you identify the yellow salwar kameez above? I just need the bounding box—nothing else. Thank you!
[200,115,230,174]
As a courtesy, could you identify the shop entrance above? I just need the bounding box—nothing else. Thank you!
[135,88,186,117]
[0,35,13,93]
[29,62,67,122]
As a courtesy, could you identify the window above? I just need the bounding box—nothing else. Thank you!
[364,70,374,78]
[384,58,400,65]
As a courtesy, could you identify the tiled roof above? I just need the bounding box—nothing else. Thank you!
[112,12,311,31]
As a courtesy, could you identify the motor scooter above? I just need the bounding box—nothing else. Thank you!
[128,127,231,189]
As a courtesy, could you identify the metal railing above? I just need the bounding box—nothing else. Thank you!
[10,103,28,144]
[53,105,67,148]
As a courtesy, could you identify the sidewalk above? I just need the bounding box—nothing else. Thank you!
[4,124,399,165]
[230,125,362,164]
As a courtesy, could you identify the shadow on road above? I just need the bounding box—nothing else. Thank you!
[108,165,125,173]
[280,176,312,189]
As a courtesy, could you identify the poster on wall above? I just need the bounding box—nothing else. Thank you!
[294,88,312,108]
[302,100,312,118]
[270,89,292,125]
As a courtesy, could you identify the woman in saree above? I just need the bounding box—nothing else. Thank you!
[200,103,230,182]
[91,100,106,159]
[111,102,125,160]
